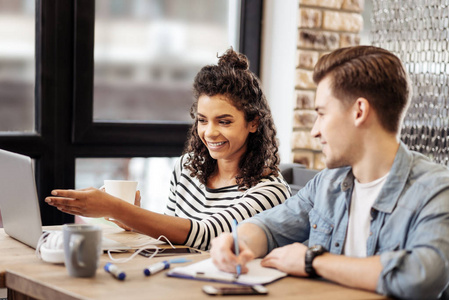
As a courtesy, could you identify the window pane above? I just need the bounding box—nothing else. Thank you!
[75,157,177,215]
[0,0,35,132]
[93,0,240,122]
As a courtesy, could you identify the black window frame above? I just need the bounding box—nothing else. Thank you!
[0,0,263,225]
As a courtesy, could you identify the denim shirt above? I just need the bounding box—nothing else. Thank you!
[246,143,449,299]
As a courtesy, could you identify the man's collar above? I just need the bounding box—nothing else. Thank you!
[341,142,411,213]
[372,142,412,213]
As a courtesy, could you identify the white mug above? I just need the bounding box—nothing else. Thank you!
[103,180,138,204]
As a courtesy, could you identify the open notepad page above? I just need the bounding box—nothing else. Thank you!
[167,258,287,286]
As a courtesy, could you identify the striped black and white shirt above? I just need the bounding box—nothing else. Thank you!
[164,154,291,250]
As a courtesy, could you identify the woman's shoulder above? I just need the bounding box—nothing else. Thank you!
[172,153,203,185]
[248,171,290,191]
[239,172,291,206]
[174,153,192,173]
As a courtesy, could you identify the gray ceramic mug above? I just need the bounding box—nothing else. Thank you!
[63,224,102,278]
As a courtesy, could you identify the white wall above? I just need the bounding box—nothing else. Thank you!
[260,0,299,164]
[360,0,373,45]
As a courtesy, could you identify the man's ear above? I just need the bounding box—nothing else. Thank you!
[249,117,260,133]
[353,97,370,127]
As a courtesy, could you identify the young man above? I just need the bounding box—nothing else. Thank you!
[210,46,449,299]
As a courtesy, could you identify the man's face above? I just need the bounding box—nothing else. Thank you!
[311,76,356,169]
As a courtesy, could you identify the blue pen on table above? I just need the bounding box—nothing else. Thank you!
[143,257,191,276]
[104,262,126,281]
[232,219,241,279]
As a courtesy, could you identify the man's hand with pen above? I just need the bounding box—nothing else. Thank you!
[211,222,314,279]
[210,223,255,275]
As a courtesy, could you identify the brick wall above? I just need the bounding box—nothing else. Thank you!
[293,0,364,169]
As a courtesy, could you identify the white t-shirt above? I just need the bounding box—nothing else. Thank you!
[344,173,389,257]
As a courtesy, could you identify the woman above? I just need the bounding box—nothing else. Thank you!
[45,48,290,250]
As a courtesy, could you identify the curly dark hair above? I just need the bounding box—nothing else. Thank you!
[183,48,280,190]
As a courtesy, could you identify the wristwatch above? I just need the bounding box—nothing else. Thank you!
[304,245,327,278]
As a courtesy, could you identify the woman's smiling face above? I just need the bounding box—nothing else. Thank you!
[197,94,258,163]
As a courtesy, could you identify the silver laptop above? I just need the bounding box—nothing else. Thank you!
[0,148,130,251]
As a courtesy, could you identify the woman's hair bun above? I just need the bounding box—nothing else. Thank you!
[217,48,249,71]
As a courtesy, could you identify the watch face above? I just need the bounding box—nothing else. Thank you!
[311,245,324,252]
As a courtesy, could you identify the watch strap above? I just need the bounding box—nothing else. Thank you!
[304,245,327,278]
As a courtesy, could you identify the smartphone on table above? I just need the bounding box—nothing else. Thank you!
[202,285,268,296]
[137,247,201,257]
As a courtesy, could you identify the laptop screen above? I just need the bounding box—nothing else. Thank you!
[0,148,43,248]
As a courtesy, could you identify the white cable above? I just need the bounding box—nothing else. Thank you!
[37,232,177,264]
[107,235,176,263]
[35,231,51,259]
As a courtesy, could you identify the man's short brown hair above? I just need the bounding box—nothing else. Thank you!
[313,46,411,133]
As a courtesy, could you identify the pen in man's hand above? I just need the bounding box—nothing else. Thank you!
[231,219,241,278]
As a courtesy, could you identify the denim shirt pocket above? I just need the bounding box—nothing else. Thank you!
[308,209,334,249]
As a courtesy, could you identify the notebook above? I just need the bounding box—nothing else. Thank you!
[167,258,287,286]
[0,148,130,251]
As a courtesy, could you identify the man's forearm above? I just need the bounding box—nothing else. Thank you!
[238,223,269,258]
[313,253,382,291]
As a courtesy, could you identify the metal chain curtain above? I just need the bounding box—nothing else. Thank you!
[371,0,449,166]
